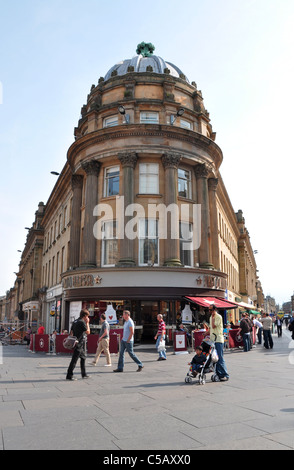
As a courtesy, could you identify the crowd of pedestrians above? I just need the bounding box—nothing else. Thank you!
[3,305,291,383]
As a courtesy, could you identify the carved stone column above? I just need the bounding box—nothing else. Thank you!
[69,174,83,269]
[208,177,220,270]
[194,163,213,269]
[116,152,137,267]
[81,160,101,267]
[162,153,182,267]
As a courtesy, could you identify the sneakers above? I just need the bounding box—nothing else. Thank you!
[82,375,91,379]
[104,364,112,367]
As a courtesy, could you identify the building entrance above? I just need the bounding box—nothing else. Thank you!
[140,301,159,341]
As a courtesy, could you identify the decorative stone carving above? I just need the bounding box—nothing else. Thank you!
[194,163,210,179]
[71,174,83,190]
[81,160,101,176]
[118,152,138,168]
[208,177,218,191]
[162,153,182,169]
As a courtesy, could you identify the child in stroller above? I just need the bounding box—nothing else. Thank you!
[185,339,218,385]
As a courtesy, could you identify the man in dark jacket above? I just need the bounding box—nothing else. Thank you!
[239,313,251,352]
[66,309,90,380]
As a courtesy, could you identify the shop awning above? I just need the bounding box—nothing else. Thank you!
[184,296,238,309]
[237,301,256,310]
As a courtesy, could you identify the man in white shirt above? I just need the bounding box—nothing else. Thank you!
[253,317,263,345]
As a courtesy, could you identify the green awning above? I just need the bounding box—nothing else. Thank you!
[240,309,260,315]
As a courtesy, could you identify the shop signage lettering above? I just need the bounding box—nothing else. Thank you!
[63,274,95,289]
[196,275,226,290]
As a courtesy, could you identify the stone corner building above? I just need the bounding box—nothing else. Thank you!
[9,43,263,334]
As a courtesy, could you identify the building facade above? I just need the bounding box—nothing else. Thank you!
[8,44,262,336]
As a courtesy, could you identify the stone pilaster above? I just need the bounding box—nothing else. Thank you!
[81,160,101,267]
[116,152,137,267]
[208,177,219,270]
[69,174,83,269]
[194,163,214,269]
[162,153,182,267]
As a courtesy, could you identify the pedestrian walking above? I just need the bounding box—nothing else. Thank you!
[253,317,263,344]
[239,313,251,352]
[66,309,91,380]
[91,313,112,367]
[205,304,229,381]
[275,316,283,337]
[288,312,294,340]
[113,310,143,373]
[260,313,273,349]
[154,314,166,361]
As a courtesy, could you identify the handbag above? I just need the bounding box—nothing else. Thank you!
[211,349,219,363]
[157,339,166,352]
[63,335,79,350]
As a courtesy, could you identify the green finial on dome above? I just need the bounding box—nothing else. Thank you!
[136,42,155,57]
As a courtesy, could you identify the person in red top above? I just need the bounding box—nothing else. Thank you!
[154,314,166,361]
[37,323,45,335]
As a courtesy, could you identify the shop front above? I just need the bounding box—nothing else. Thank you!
[22,301,40,331]
[45,285,63,334]
[61,267,228,343]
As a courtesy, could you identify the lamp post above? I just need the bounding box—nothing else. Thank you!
[170,108,185,125]
[118,105,130,124]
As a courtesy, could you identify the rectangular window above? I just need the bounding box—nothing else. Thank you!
[140,112,159,124]
[180,222,193,267]
[64,206,68,227]
[180,119,192,130]
[139,163,159,194]
[139,219,159,266]
[104,166,120,197]
[178,168,191,199]
[103,115,118,128]
[102,221,118,266]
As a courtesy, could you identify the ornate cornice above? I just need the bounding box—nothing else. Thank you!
[67,125,223,171]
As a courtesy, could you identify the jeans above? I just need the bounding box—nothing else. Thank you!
[117,340,143,371]
[257,327,263,344]
[242,332,251,352]
[263,330,273,349]
[156,334,166,359]
[215,342,229,379]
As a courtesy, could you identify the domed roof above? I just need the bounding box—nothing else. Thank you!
[104,42,189,83]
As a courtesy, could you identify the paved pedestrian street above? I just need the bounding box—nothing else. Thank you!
[1,327,294,452]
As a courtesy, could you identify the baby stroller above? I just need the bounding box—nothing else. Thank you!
[185,338,219,385]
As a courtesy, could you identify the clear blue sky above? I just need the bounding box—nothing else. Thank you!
[0,0,293,305]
